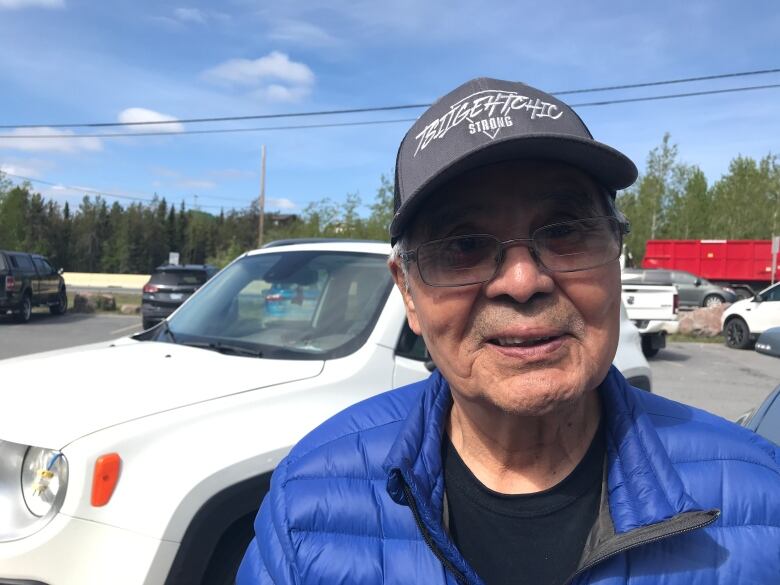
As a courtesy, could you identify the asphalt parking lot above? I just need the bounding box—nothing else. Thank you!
[649,341,778,422]
[0,310,142,359]
[0,312,777,422]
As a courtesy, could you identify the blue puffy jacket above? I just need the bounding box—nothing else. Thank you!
[238,367,780,584]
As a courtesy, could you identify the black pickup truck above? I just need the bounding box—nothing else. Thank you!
[0,250,67,323]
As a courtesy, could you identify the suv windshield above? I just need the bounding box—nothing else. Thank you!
[155,251,393,360]
[151,270,208,286]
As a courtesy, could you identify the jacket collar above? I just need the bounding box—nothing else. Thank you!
[383,366,704,535]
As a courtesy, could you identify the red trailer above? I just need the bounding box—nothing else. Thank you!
[642,239,780,299]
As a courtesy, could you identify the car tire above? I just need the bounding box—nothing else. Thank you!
[15,294,32,323]
[50,289,68,315]
[641,336,660,358]
[725,317,752,349]
[703,294,724,308]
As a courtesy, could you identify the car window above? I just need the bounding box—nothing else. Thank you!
[11,254,34,270]
[762,284,780,302]
[643,270,672,285]
[150,270,208,286]
[0,254,6,271]
[33,258,51,274]
[166,251,393,360]
[396,321,428,361]
[755,398,780,445]
[672,271,698,285]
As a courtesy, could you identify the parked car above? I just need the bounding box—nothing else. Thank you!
[264,281,322,318]
[141,263,218,329]
[622,268,737,308]
[0,240,651,585]
[721,281,780,349]
[755,327,780,357]
[737,383,780,446]
[0,249,67,323]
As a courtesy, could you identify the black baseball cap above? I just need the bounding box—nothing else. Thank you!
[390,77,638,244]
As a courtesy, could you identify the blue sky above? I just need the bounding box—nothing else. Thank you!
[1,0,779,217]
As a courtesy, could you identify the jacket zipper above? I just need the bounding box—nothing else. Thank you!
[564,509,720,584]
[401,480,471,585]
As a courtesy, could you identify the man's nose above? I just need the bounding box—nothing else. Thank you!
[483,243,555,303]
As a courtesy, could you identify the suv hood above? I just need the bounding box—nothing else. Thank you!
[0,340,323,448]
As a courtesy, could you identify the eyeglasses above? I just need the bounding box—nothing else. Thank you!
[399,216,630,287]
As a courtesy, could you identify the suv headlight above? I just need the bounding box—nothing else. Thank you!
[0,440,68,542]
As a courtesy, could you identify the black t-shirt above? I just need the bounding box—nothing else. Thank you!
[443,424,604,585]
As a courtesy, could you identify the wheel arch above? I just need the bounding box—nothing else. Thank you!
[722,313,745,327]
[163,470,272,585]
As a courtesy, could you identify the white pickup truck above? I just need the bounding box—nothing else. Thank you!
[620,281,679,357]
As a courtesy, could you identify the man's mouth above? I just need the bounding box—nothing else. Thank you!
[492,335,560,347]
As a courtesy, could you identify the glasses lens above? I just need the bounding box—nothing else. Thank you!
[417,235,499,286]
[535,217,621,272]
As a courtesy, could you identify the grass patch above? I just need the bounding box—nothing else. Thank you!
[109,292,142,307]
[667,333,724,344]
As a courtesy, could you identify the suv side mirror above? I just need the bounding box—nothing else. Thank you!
[694,278,702,286]
[754,294,764,303]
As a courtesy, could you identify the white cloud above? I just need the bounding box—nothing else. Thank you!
[153,7,230,28]
[253,84,310,103]
[268,197,296,210]
[117,108,184,133]
[268,20,340,47]
[0,0,63,9]
[0,127,102,154]
[202,51,314,103]
[203,51,314,87]
[0,158,51,178]
[176,179,216,190]
[174,7,205,23]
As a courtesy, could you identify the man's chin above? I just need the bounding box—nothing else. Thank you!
[480,372,592,416]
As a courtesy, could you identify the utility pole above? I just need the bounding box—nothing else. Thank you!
[258,144,266,248]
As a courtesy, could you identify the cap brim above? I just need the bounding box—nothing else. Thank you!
[390,133,638,241]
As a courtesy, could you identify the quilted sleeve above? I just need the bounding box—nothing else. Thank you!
[236,464,299,585]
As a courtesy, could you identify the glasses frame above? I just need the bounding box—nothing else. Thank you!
[398,216,631,288]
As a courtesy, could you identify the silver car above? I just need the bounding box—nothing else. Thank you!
[622,268,737,308]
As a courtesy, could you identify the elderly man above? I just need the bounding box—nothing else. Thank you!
[237,78,780,584]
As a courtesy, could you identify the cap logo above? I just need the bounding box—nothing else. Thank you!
[413,90,564,157]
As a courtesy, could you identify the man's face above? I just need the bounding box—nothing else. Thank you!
[391,160,622,416]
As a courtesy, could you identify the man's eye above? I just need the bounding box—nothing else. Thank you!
[545,224,580,239]
[449,237,482,252]
[439,237,491,266]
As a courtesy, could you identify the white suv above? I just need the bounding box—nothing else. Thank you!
[0,240,651,585]
[722,281,780,349]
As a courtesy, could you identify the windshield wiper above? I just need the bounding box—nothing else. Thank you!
[181,340,264,358]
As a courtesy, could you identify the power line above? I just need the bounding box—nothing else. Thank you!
[1,68,778,130]
[0,117,418,139]
[1,172,251,210]
[570,82,780,107]
[2,82,779,140]
[552,68,780,95]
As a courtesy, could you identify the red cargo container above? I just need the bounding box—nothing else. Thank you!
[642,239,779,298]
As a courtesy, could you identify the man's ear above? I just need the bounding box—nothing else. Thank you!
[388,258,422,335]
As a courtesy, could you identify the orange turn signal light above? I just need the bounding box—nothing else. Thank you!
[91,453,121,507]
